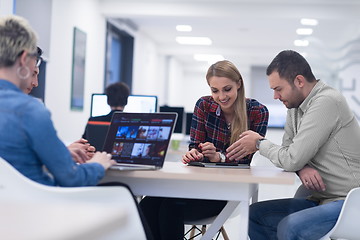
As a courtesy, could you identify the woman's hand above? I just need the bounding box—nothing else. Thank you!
[182,148,203,164]
[68,138,96,163]
[199,142,219,162]
[87,151,116,170]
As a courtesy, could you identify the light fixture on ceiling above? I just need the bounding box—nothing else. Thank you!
[193,54,224,64]
[300,18,318,26]
[294,39,309,47]
[176,37,212,45]
[176,25,192,32]
[296,28,313,35]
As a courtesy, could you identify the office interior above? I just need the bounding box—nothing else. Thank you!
[1,0,360,238]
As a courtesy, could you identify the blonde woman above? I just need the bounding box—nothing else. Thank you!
[140,60,269,240]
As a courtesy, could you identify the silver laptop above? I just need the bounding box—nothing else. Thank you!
[103,112,177,170]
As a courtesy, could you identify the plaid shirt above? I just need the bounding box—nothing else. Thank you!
[189,96,269,164]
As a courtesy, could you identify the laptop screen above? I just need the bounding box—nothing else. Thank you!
[103,112,177,167]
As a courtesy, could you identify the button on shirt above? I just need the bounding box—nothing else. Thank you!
[0,80,104,186]
[259,80,360,203]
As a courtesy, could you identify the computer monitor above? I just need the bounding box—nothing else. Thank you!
[90,94,158,117]
[185,112,193,135]
[266,104,287,128]
[159,106,184,134]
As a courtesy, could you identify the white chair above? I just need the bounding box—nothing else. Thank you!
[319,187,360,240]
[0,157,146,240]
[184,201,241,240]
[294,184,360,240]
[184,217,229,240]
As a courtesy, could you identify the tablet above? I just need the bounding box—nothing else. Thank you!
[187,161,250,169]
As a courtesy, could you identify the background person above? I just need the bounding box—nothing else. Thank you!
[139,60,269,240]
[236,50,360,240]
[0,15,116,187]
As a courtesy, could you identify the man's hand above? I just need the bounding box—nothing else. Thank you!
[298,165,326,191]
[226,130,261,161]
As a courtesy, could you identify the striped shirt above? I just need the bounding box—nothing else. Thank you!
[189,96,269,164]
[260,80,360,203]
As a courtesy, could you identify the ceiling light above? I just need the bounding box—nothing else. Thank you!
[296,28,313,35]
[300,18,318,26]
[294,40,309,47]
[176,37,212,45]
[176,25,192,32]
[193,54,224,63]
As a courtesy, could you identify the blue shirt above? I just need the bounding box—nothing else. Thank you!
[0,80,104,186]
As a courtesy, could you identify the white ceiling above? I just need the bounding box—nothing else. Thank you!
[100,0,360,74]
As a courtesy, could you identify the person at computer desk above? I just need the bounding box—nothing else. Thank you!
[0,15,116,187]
[82,82,130,145]
[26,46,95,164]
[139,60,269,240]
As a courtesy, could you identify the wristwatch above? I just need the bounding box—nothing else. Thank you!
[219,152,226,163]
[256,138,266,150]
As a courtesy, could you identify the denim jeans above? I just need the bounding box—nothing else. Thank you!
[249,198,344,240]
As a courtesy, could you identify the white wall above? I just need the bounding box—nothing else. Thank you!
[44,0,177,143]
[44,0,106,143]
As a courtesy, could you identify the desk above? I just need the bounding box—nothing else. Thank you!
[0,201,127,240]
[102,161,295,240]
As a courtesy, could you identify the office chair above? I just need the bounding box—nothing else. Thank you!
[294,184,360,240]
[84,120,111,151]
[184,216,229,240]
[319,187,360,240]
[184,203,242,240]
[0,157,147,240]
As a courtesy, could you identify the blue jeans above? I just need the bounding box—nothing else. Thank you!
[249,198,344,240]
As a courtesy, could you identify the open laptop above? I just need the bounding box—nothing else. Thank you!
[103,112,177,170]
[187,161,250,169]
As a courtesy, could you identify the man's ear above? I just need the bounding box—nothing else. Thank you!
[294,75,305,88]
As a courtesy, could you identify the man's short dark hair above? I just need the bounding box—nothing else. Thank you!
[266,50,316,84]
[105,82,130,107]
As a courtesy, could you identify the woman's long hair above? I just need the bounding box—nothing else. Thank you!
[206,60,248,145]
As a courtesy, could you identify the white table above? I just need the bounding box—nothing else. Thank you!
[102,161,295,240]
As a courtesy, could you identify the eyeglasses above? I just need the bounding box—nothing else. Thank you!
[36,56,42,67]
[18,50,42,67]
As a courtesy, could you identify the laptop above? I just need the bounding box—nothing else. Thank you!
[103,112,177,170]
[187,161,250,169]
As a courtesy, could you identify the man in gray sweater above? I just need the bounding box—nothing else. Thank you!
[227,50,360,240]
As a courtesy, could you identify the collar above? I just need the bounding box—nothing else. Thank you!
[299,80,324,113]
[0,79,21,92]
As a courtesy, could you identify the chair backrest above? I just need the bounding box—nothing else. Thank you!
[84,121,110,151]
[0,157,147,239]
[326,187,360,240]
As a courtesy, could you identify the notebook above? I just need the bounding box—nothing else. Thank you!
[187,161,250,169]
[103,112,177,171]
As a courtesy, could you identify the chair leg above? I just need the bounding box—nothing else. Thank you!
[201,225,207,235]
[220,226,230,240]
[189,225,196,239]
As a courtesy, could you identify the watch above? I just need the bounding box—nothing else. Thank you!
[219,152,226,163]
[256,138,266,150]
